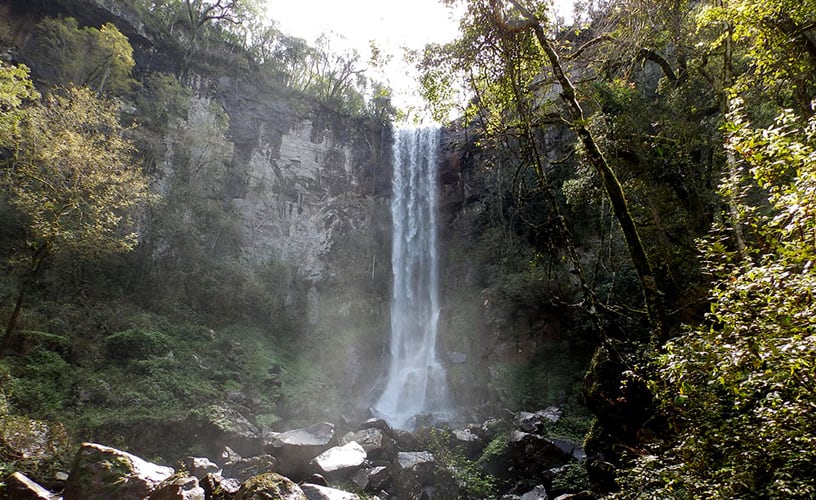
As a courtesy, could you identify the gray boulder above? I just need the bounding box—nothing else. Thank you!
[392,452,435,499]
[148,474,205,500]
[181,456,221,479]
[310,441,367,478]
[222,454,278,482]
[451,427,484,460]
[339,428,396,461]
[301,483,360,500]
[515,407,562,433]
[265,423,335,479]
[200,473,241,500]
[63,442,174,500]
[351,466,390,492]
[193,405,263,458]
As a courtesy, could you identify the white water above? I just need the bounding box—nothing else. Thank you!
[373,126,451,429]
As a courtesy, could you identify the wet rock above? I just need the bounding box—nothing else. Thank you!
[148,474,205,500]
[192,405,263,458]
[351,466,389,492]
[265,423,335,479]
[221,454,278,483]
[548,438,585,461]
[393,429,419,451]
[339,428,397,461]
[310,441,366,478]
[63,442,174,500]
[481,431,574,485]
[451,427,484,460]
[267,422,335,448]
[200,473,241,500]
[181,456,221,479]
[233,472,306,500]
[515,408,562,433]
[301,483,360,500]
[220,446,242,463]
[520,485,549,499]
[392,452,435,499]
[306,473,328,486]
[5,471,55,500]
[358,418,392,434]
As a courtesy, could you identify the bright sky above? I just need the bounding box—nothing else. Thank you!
[265,0,576,116]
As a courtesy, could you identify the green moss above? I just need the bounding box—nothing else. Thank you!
[234,472,306,500]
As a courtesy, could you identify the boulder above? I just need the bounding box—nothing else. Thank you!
[181,456,221,479]
[358,418,392,434]
[481,431,574,485]
[548,438,586,461]
[221,454,278,482]
[4,471,55,500]
[450,427,484,461]
[351,466,389,492]
[515,408,562,433]
[63,442,174,500]
[267,422,335,448]
[192,405,263,458]
[148,474,205,500]
[310,441,366,478]
[200,473,241,500]
[520,485,549,500]
[233,472,307,500]
[392,452,435,499]
[265,423,335,479]
[339,428,396,461]
[300,483,360,500]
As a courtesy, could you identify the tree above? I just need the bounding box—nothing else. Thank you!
[0,66,149,355]
[27,18,135,95]
[422,0,667,337]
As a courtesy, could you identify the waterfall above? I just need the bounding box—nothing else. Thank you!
[374,126,451,429]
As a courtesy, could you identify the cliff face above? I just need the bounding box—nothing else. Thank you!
[2,0,394,419]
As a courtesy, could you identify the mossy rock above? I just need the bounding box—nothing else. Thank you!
[233,472,307,500]
[62,443,174,500]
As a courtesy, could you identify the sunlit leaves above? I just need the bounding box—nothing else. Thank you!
[618,109,816,497]
[0,63,40,147]
[28,18,135,95]
[1,85,150,258]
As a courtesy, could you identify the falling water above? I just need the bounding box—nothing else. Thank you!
[373,126,451,429]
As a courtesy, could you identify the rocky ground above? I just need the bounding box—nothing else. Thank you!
[3,408,593,499]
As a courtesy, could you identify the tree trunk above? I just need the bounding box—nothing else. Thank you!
[0,285,26,357]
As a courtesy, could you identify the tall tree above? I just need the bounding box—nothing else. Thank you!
[0,66,149,355]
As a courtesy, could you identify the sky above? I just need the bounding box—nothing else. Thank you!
[265,0,576,116]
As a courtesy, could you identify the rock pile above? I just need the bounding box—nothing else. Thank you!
[4,408,592,499]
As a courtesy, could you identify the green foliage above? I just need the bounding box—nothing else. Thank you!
[420,428,498,499]
[550,461,590,495]
[0,63,40,145]
[617,110,816,498]
[104,329,171,360]
[1,84,149,259]
[28,17,136,95]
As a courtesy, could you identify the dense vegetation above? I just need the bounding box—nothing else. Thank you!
[420,0,816,497]
[1,0,815,497]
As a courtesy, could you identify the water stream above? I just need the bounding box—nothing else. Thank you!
[373,126,451,429]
